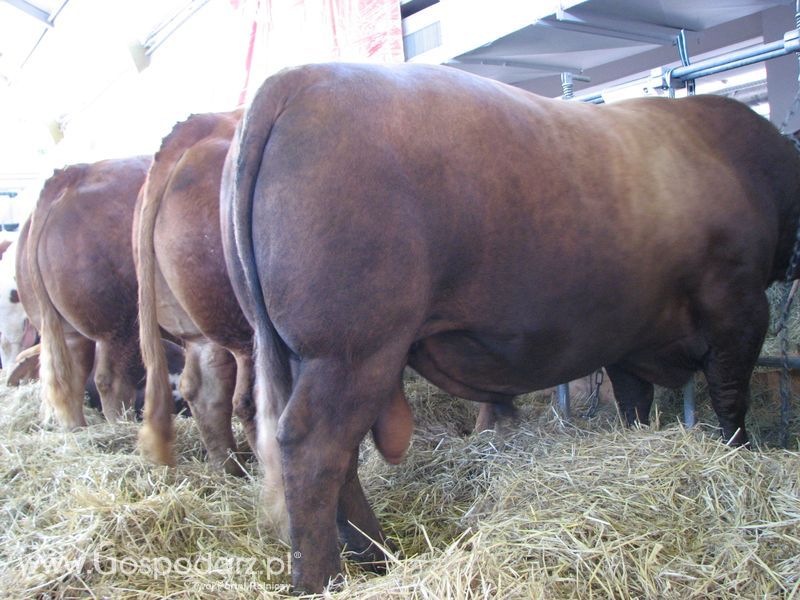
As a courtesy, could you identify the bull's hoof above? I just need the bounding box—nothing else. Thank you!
[341,540,393,574]
[289,557,342,595]
[722,427,749,447]
[221,455,248,477]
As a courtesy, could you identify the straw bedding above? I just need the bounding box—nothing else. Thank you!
[1,285,799,598]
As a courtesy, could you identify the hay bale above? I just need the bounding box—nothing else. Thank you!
[1,370,798,598]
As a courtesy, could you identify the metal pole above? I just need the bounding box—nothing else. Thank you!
[575,92,604,104]
[557,383,571,419]
[683,376,695,428]
[676,29,695,96]
[678,47,793,80]
[670,38,792,83]
[756,355,800,369]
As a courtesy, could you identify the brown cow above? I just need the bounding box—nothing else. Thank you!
[16,157,151,428]
[136,110,254,476]
[216,63,800,591]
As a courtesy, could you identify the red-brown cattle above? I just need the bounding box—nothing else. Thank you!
[136,110,255,476]
[16,157,151,428]
[220,63,800,591]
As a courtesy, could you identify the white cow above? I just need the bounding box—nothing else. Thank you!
[0,236,34,369]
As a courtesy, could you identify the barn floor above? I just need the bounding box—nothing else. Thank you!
[0,369,798,599]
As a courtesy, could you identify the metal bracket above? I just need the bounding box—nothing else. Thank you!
[561,71,591,99]
[648,67,673,92]
[5,0,54,26]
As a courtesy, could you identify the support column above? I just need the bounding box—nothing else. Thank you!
[763,5,800,131]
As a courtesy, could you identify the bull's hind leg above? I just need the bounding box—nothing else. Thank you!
[40,331,94,428]
[699,291,769,446]
[93,337,141,422]
[605,365,654,426]
[181,341,243,475]
[474,400,516,433]
[337,451,389,570]
[277,356,405,592]
[232,350,257,456]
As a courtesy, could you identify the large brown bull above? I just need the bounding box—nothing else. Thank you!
[136,110,255,475]
[218,63,800,592]
[16,157,151,428]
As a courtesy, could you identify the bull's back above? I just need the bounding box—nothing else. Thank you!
[248,64,794,387]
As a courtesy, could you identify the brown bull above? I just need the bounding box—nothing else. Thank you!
[219,63,800,592]
[16,157,151,428]
[136,110,255,475]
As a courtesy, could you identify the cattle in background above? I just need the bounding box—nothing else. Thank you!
[16,157,151,428]
[6,343,39,385]
[220,63,800,591]
[0,238,37,369]
[7,339,188,417]
[475,369,617,432]
[136,110,254,476]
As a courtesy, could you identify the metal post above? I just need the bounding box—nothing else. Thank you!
[676,29,696,96]
[557,383,571,419]
[683,376,695,428]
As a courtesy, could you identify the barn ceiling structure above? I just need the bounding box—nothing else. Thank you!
[1,0,799,202]
[402,0,799,120]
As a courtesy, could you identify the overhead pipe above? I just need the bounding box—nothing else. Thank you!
[669,32,800,87]
[575,92,604,104]
[676,29,695,96]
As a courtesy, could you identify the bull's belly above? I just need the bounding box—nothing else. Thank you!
[408,326,707,401]
[155,284,203,342]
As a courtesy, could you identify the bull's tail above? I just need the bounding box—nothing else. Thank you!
[137,113,244,467]
[136,165,176,466]
[27,167,87,429]
[226,73,301,539]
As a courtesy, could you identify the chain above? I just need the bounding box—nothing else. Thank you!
[772,2,800,447]
[779,90,800,135]
[778,279,799,448]
[582,369,604,418]
[777,129,800,448]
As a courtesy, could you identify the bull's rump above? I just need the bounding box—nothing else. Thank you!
[22,158,149,338]
[246,63,790,393]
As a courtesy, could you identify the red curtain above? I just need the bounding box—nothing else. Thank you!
[236,0,404,105]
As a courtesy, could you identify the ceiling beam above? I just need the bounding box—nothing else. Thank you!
[544,9,685,46]
[448,57,584,75]
[5,0,53,26]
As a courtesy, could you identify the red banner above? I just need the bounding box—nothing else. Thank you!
[236,0,404,104]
